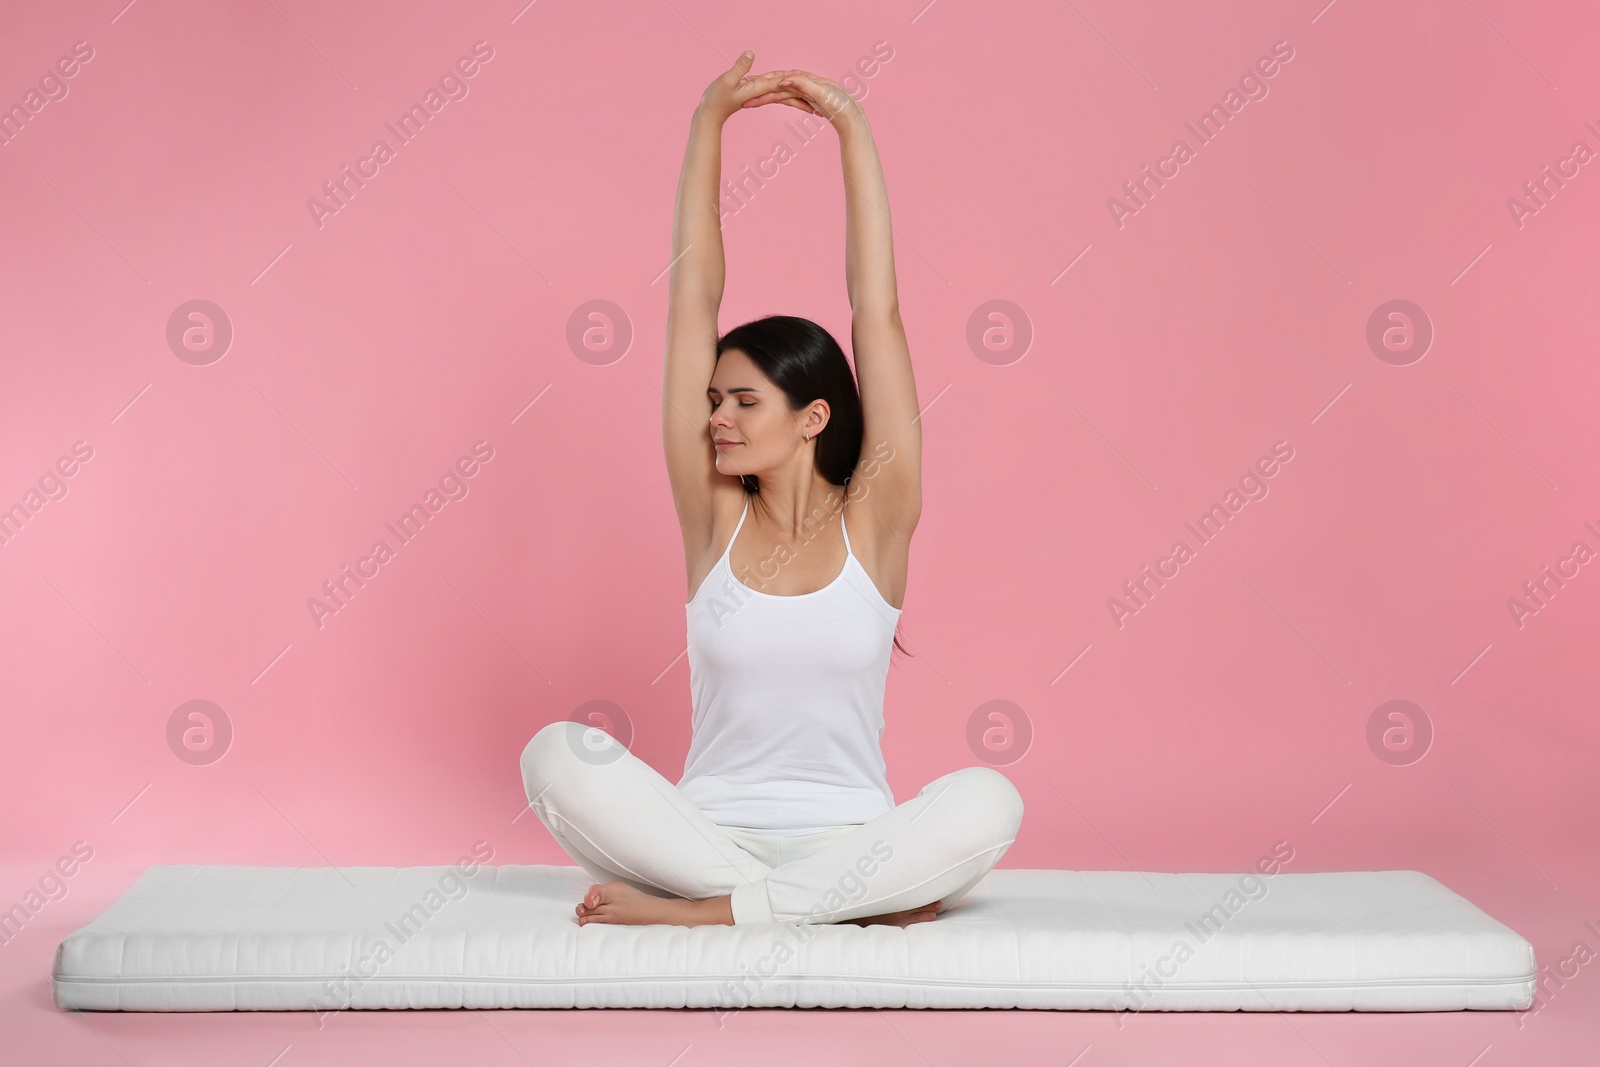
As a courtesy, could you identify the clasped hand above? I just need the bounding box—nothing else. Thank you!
[698,50,862,132]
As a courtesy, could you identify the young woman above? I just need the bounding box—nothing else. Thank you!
[520,51,1023,928]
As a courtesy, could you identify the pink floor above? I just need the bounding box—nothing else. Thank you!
[8,857,1597,1066]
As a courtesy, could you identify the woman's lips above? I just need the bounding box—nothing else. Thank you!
[714,440,741,450]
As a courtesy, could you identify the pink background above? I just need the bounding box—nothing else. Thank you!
[4,0,1597,1062]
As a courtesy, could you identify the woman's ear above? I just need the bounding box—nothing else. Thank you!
[806,401,830,438]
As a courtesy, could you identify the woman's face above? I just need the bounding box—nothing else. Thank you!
[706,348,825,478]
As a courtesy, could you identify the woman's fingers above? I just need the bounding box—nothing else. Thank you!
[724,50,756,80]
[734,69,790,98]
[748,99,818,114]
[777,69,821,91]
[744,85,817,112]
[770,96,819,114]
[731,74,792,110]
[733,69,822,111]
[715,65,833,120]
[782,79,829,112]
[740,87,811,110]
[700,51,762,120]
[777,70,854,120]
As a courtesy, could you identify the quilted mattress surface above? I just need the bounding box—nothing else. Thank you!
[52,864,1536,1012]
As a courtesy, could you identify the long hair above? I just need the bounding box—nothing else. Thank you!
[716,314,910,660]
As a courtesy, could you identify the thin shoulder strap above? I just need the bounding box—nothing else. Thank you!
[838,501,853,557]
[723,495,750,563]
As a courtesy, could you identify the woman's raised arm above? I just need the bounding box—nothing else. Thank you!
[661,54,793,567]
[774,71,922,537]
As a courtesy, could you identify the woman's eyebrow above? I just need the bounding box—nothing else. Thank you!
[707,386,762,395]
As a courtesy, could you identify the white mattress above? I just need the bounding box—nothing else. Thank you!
[52,864,1536,1012]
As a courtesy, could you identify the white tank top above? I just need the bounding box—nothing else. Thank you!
[679,494,902,836]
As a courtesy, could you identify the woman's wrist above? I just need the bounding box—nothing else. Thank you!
[835,107,872,140]
[816,85,866,133]
[692,104,728,131]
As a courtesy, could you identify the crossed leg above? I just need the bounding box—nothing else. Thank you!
[519,719,1024,926]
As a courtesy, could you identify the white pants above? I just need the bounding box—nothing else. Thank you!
[519,720,1024,925]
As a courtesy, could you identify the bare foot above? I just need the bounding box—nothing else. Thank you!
[843,900,943,927]
[576,881,733,927]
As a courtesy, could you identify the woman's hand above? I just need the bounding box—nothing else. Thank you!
[696,51,804,125]
[755,69,865,133]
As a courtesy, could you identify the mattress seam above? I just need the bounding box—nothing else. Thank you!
[53,972,1540,989]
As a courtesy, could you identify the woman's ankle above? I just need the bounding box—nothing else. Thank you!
[695,894,735,926]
